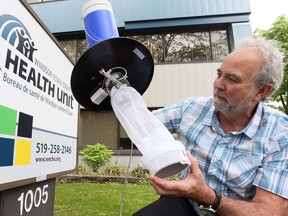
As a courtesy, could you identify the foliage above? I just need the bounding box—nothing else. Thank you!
[168,173,182,181]
[129,165,150,178]
[254,15,288,114]
[97,164,151,179]
[72,165,94,175]
[79,144,112,172]
[128,165,151,185]
[97,163,127,176]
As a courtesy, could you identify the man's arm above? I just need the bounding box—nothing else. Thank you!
[150,151,288,216]
[216,187,287,216]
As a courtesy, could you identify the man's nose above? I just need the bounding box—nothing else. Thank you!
[214,77,225,90]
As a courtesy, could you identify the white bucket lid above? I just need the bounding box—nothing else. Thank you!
[82,0,113,19]
[144,149,190,178]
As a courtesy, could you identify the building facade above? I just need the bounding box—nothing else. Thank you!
[27,0,252,164]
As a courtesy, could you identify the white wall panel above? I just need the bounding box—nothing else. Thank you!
[143,62,221,107]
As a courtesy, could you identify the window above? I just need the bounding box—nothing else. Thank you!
[59,39,87,64]
[58,29,229,64]
[129,30,228,63]
[211,30,229,61]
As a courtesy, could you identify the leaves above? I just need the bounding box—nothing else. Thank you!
[79,143,112,172]
[254,15,288,114]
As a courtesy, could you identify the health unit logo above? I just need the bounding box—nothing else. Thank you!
[0,14,37,61]
[0,105,33,167]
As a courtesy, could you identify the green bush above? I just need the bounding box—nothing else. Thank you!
[79,144,112,172]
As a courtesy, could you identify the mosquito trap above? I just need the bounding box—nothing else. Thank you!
[71,0,190,178]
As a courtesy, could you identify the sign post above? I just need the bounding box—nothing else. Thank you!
[0,0,78,215]
[0,179,56,216]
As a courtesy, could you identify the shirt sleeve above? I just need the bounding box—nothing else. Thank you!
[253,125,288,199]
[152,99,186,133]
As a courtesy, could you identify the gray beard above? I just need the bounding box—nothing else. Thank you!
[213,90,253,113]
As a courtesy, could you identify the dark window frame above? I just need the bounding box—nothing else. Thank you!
[57,25,230,64]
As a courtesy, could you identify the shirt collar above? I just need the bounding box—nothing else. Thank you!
[202,101,263,139]
[241,102,263,139]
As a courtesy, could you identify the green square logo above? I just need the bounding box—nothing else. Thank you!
[0,105,17,136]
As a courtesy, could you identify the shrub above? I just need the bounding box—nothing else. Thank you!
[97,163,127,176]
[73,165,94,175]
[79,144,112,172]
[129,165,150,178]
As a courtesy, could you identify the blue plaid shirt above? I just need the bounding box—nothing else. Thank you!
[153,97,288,213]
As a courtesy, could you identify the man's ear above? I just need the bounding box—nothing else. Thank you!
[255,83,273,101]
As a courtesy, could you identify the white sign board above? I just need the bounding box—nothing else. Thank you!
[0,0,78,190]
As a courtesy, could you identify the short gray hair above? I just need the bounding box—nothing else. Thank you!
[235,37,284,101]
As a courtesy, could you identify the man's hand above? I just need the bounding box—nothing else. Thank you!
[149,151,215,205]
[149,151,288,216]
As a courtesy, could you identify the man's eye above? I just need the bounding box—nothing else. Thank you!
[228,77,237,82]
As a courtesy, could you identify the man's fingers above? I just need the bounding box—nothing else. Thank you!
[186,151,200,174]
[150,175,180,195]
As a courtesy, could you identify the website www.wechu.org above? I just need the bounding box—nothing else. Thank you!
[35,156,61,163]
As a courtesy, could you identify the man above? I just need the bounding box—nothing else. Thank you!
[133,37,288,216]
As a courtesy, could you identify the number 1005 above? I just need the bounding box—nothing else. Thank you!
[17,184,49,215]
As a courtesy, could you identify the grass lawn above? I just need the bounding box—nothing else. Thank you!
[54,182,159,216]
